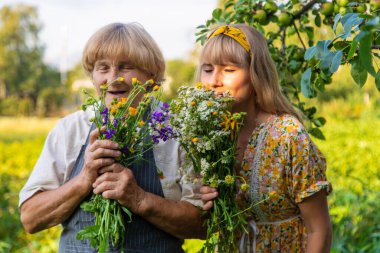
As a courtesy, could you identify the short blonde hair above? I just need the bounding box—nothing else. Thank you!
[82,22,165,83]
[197,24,302,121]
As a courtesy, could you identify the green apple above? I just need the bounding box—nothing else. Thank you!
[321,2,335,16]
[278,13,292,27]
[253,10,268,24]
[337,0,349,7]
[264,1,278,14]
[355,4,367,13]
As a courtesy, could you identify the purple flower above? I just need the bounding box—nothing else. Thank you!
[113,118,119,128]
[101,108,109,125]
[104,128,115,139]
[149,103,175,143]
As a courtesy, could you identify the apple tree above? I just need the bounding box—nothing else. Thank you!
[196,0,380,139]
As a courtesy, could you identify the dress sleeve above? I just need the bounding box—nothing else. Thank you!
[288,126,332,204]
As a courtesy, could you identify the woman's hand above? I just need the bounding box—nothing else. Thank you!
[93,164,146,214]
[80,127,121,188]
[200,186,219,211]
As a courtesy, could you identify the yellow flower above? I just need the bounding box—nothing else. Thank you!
[269,191,277,198]
[138,120,145,127]
[212,111,218,116]
[128,107,137,116]
[192,137,198,143]
[241,183,249,192]
[110,107,117,115]
[153,85,160,91]
[149,79,154,85]
[120,97,127,104]
[117,77,125,82]
[220,112,232,131]
[100,83,108,90]
[132,77,138,85]
[207,100,213,106]
[195,82,203,89]
[224,175,234,185]
[191,101,196,106]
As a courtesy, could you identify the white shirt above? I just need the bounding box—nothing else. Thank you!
[19,109,202,208]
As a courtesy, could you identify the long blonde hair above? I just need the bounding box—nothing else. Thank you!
[82,22,165,83]
[197,24,302,121]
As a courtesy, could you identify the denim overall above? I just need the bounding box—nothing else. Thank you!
[59,124,184,252]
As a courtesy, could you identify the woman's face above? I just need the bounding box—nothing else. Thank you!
[92,58,151,106]
[200,62,254,107]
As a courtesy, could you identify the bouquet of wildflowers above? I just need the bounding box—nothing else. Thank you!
[170,84,248,252]
[78,77,171,253]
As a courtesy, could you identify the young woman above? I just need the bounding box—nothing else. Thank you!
[199,24,332,252]
[19,22,204,252]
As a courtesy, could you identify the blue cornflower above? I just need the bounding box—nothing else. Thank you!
[104,128,115,139]
[101,108,109,125]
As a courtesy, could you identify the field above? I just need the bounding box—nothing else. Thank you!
[1,111,379,252]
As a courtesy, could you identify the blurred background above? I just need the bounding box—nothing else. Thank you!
[0,0,379,252]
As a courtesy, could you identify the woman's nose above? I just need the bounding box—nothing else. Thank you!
[208,72,222,88]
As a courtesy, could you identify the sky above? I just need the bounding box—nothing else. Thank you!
[0,0,217,71]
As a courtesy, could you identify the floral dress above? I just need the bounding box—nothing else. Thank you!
[239,114,332,252]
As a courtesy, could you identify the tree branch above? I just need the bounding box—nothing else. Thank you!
[293,22,307,50]
[292,0,322,21]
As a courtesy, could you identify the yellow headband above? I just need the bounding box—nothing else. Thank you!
[208,25,251,53]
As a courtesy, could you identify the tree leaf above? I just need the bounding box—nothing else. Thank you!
[330,51,343,73]
[313,117,326,127]
[301,68,313,98]
[375,71,380,92]
[304,46,317,60]
[350,57,367,88]
[309,128,326,140]
[358,31,376,76]
[212,8,222,20]
[347,40,358,60]
[315,14,321,27]
[341,13,363,39]
[333,13,341,33]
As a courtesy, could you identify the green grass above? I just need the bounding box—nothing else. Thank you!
[1,113,379,252]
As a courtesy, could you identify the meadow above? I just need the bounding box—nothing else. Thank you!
[1,99,379,252]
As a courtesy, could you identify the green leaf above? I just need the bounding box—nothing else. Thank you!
[313,117,326,127]
[330,51,343,73]
[333,41,349,51]
[375,71,380,92]
[347,40,358,60]
[301,68,313,98]
[122,206,133,222]
[341,13,363,39]
[304,46,317,61]
[305,107,317,117]
[350,57,367,88]
[358,31,376,76]
[315,14,321,27]
[309,128,326,140]
[333,13,341,33]
[212,8,222,20]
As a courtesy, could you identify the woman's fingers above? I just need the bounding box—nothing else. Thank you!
[98,163,124,174]
[200,185,218,211]
[203,200,214,211]
[201,191,218,202]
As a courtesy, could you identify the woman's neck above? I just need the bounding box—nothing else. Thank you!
[233,97,261,134]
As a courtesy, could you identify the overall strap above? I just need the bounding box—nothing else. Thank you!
[60,122,183,253]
